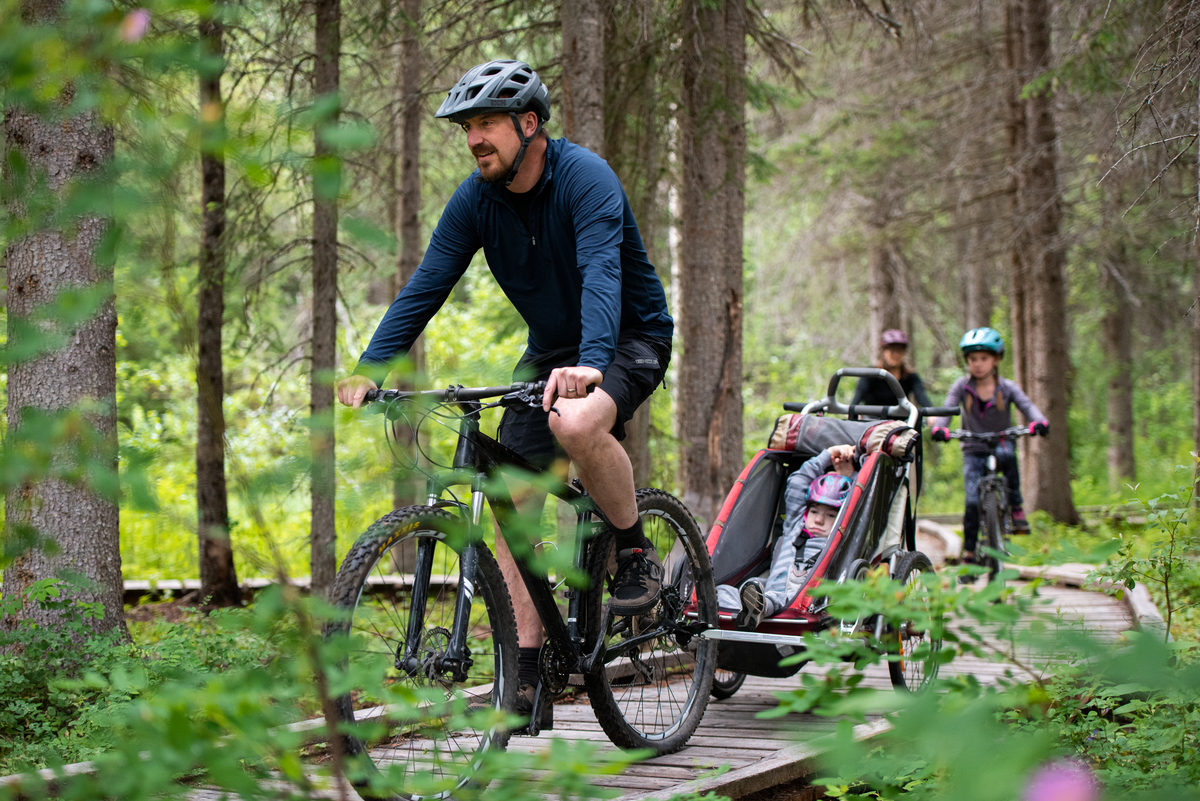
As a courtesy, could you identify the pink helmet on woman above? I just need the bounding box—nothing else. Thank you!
[880,329,909,347]
[807,472,852,509]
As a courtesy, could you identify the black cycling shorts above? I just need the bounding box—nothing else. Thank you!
[495,333,671,468]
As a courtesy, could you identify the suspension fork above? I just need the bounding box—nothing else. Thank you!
[397,475,485,682]
[436,475,487,682]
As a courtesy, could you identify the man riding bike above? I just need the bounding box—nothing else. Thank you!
[335,59,674,721]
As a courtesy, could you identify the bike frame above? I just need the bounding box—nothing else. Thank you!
[389,393,612,689]
[946,426,1030,556]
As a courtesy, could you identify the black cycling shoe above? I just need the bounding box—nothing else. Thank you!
[513,682,553,733]
[735,581,765,631]
[609,544,664,616]
[958,554,977,585]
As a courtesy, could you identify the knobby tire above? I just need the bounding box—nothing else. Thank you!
[324,506,519,801]
[584,489,718,753]
[887,551,941,692]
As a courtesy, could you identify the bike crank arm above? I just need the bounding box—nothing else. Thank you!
[596,618,707,662]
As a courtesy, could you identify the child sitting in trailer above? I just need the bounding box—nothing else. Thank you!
[718,445,856,630]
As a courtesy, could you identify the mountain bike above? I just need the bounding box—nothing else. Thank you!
[323,382,718,800]
[941,426,1032,586]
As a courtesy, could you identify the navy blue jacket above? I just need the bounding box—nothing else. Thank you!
[354,137,673,383]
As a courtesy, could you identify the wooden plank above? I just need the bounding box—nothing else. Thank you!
[618,719,891,801]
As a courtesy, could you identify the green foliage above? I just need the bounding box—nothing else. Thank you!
[1091,459,1199,642]
[1019,645,1200,797]
[0,581,641,800]
[0,577,268,773]
[767,565,1200,800]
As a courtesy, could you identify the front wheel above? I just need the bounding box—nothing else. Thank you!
[979,486,1007,586]
[887,551,941,692]
[584,489,717,754]
[324,507,519,800]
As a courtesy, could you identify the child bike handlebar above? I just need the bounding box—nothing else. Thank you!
[945,426,1032,444]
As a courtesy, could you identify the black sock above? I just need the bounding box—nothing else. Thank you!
[519,647,540,688]
[613,517,647,552]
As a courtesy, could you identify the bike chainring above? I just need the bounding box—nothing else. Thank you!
[539,640,572,695]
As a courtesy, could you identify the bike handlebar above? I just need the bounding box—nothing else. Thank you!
[945,426,1030,443]
[781,400,960,420]
[365,381,547,408]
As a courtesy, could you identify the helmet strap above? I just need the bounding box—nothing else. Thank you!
[505,111,543,188]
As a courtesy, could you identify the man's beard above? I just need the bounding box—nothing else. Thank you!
[473,147,514,184]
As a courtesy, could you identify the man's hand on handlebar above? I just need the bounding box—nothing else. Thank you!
[337,375,378,410]
[543,366,603,412]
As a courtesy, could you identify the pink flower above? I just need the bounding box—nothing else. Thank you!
[120,9,151,43]
[1023,760,1100,801]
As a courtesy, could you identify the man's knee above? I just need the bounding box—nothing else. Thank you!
[548,396,617,450]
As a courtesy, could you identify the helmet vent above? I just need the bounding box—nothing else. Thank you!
[511,73,530,84]
[465,86,482,100]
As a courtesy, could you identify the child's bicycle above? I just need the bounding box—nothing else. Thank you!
[938,426,1032,586]
[323,382,718,800]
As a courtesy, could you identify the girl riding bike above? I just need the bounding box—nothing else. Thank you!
[930,328,1049,581]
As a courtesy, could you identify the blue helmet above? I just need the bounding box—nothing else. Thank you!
[959,327,1004,357]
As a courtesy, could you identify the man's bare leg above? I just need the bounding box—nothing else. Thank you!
[549,389,661,614]
[546,389,637,528]
[491,490,548,650]
[491,484,550,649]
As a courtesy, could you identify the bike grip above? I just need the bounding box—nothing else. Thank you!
[921,406,960,418]
[782,402,807,412]
[363,389,381,403]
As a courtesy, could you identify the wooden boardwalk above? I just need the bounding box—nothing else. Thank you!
[2,572,1143,801]
[484,577,1135,801]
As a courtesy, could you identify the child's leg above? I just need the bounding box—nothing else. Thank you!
[961,453,986,554]
[995,441,1024,510]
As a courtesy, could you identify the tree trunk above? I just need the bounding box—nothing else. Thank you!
[561,0,605,154]
[1194,75,1200,503]
[1102,258,1136,493]
[392,0,424,517]
[197,9,241,607]
[310,0,340,595]
[1016,0,1077,523]
[602,17,663,488]
[1005,0,1034,484]
[678,0,746,523]
[866,199,905,357]
[963,225,994,331]
[2,5,127,638]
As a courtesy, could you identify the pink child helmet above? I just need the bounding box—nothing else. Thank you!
[881,329,909,347]
[807,472,852,509]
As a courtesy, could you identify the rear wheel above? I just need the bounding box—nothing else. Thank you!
[584,489,717,754]
[711,670,747,700]
[325,507,519,800]
[887,551,941,692]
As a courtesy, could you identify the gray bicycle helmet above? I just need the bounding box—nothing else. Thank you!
[436,60,551,187]
[435,60,551,124]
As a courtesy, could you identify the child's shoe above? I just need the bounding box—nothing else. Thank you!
[1010,508,1030,534]
[735,581,765,631]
